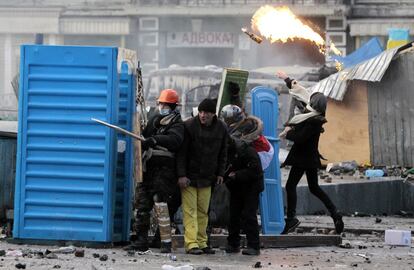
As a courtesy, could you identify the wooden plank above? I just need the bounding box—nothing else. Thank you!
[376,80,384,165]
[402,55,413,166]
[133,112,143,184]
[8,234,341,249]
[368,53,414,167]
[392,59,403,166]
[170,235,341,249]
[169,235,341,249]
[374,81,383,165]
[319,81,370,164]
[6,209,13,220]
[7,238,119,249]
[407,55,414,166]
[391,60,401,165]
[384,70,395,165]
[378,76,390,165]
[367,82,377,164]
[373,77,384,165]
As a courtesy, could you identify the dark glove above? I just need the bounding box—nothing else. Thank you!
[284,77,293,89]
[141,137,157,151]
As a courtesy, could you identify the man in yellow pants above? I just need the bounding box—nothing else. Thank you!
[177,98,228,255]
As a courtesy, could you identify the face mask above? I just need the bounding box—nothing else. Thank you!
[159,108,171,116]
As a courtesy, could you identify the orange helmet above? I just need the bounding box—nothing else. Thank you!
[157,89,179,104]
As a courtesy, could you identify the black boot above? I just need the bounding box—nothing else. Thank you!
[124,233,149,252]
[225,244,240,253]
[123,236,149,252]
[242,247,260,256]
[332,212,344,234]
[160,242,171,253]
[281,217,300,234]
[201,246,215,254]
[123,242,139,251]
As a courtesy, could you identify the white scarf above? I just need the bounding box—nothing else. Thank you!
[288,104,320,125]
[289,80,310,104]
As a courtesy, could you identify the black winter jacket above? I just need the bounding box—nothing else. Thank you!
[225,140,264,193]
[177,116,228,188]
[283,115,326,169]
[143,111,184,152]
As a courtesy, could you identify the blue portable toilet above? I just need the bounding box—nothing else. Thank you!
[14,45,136,242]
[251,86,285,235]
[114,62,135,242]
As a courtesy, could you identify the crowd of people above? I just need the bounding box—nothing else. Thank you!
[124,71,344,256]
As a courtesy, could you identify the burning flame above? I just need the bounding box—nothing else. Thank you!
[251,5,341,56]
[335,59,343,71]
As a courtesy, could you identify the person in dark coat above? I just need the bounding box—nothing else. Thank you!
[279,80,344,235]
[125,89,184,253]
[224,137,264,255]
[177,98,228,255]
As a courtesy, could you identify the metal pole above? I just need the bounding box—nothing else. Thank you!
[91,118,145,141]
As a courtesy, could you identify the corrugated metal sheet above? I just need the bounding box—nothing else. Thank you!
[308,47,400,101]
[14,45,120,242]
[0,136,17,220]
[368,51,414,166]
[114,62,134,242]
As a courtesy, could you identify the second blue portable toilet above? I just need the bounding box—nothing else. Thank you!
[251,86,285,235]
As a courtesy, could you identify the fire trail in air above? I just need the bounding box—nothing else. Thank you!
[250,5,341,56]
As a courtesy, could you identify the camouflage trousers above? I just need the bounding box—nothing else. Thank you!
[134,163,181,241]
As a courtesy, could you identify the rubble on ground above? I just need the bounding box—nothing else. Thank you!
[0,215,412,269]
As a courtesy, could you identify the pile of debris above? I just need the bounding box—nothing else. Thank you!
[321,160,414,181]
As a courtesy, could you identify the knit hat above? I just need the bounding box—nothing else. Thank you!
[198,98,217,114]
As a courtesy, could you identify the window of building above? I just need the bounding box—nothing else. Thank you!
[326,17,346,30]
[326,32,346,46]
[139,17,159,31]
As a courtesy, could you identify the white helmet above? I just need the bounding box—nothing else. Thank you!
[220,104,244,125]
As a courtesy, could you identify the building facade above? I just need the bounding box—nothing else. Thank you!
[1,0,412,119]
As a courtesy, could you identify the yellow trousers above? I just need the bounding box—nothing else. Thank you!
[181,186,212,251]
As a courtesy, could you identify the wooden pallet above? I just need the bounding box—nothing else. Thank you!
[172,234,342,249]
[7,234,341,249]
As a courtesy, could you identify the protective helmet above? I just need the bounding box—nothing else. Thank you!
[220,104,244,125]
[158,89,179,104]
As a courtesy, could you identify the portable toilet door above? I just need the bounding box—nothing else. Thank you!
[14,45,120,242]
[251,86,285,234]
[114,61,135,242]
